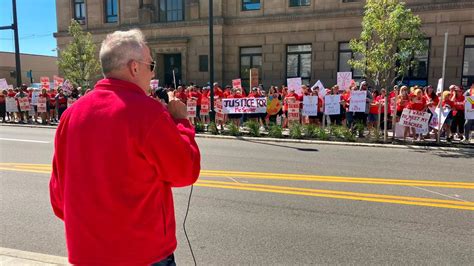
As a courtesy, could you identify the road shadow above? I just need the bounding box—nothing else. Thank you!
[238,138,319,152]
[406,146,474,159]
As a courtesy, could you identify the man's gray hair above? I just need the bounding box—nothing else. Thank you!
[99,29,146,75]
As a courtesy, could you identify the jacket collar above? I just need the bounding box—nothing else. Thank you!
[94,78,146,95]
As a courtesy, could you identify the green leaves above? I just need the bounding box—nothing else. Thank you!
[58,20,101,89]
[349,0,426,90]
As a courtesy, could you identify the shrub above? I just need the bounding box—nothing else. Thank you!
[194,122,204,133]
[227,122,241,136]
[208,122,219,135]
[314,127,329,140]
[244,120,260,137]
[268,123,283,138]
[289,122,303,139]
[304,124,318,138]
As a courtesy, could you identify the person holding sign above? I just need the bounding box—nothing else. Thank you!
[49,29,200,265]
[403,89,427,141]
[38,88,50,124]
[14,85,29,124]
[450,87,465,140]
[396,86,410,122]
[0,90,6,122]
[463,85,474,143]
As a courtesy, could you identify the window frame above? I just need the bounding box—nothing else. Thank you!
[289,0,311,7]
[401,38,431,87]
[242,0,261,11]
[157,0,185,22]
[199,55,209,72]
[104,0,118,23]
[462,36,474,88]
[239,46,263,89]
[286,44,312,85]
[73,0,86,23]
[337,41,364,80]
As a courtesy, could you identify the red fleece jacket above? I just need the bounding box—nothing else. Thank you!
[49,78,201,265]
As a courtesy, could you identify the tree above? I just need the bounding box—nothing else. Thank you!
[58,20,100,89]
[349,0,427,142]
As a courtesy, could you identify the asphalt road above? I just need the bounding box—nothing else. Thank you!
[1,125,473,265]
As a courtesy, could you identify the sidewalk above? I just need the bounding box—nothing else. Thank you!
[1,122,472,151]
[0,247,68,265]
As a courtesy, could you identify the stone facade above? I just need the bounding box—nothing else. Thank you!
[55,0,474,88]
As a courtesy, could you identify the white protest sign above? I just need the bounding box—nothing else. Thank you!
[232,79,242,89]
[215,99,224,122]
[61,80,73,96]
[399,109,431,132]
[287,77,302,95]
[465,96,474,120]
[150,79,159,89]
[302,96,318,116]
[429,107,450,129]
[222,98,267,114]
[187,99,197,117]
[18,97,30,112]
[0,78,8,90]
[200,97,210,116]
[337,72,352,92]
[6,97,17,112]
[37,97,47,113]
[311,80,326,97]
[324,95,341,115]
[31,90,40,105]
[349,91,367,112]
[436,78,443,94]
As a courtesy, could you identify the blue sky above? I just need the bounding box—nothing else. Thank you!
[0,0,57,57]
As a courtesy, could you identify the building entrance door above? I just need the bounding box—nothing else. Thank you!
[164,54,182,88]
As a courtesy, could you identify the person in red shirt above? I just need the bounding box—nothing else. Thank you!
[404,89,427,141]
[450,86,466,140]
[175,86,187,103]
[223,85,232,98]
[396,86,410,122]
[48,88,58,122]
[463,84,474,143]
[368,90,381,135]
[283,88,300,128]
[188,85,202,123]
[227,88,244,127]
[38,88,50,124]
[0,89,6,122]
[213,83,224,98]
[49,29,200,265]
[55,88,68,121]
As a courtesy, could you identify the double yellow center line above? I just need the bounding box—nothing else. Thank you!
[1,163,473,211]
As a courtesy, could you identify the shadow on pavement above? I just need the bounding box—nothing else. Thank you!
[407,147,474,159]
[239,138,319,152]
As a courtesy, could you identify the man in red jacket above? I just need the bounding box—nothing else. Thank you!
[49,29,201,266]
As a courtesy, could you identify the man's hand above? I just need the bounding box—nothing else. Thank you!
[167,99,188,120]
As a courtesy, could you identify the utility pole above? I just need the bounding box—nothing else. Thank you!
[209,0,215,122]
[0,0,22,86]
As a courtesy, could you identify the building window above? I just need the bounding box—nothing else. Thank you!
[242,0,261,11]
[199,55,208,72]
[462,36,474,89]
[286,44,312,85]
[73,0,86,23]
[289,0,310,7]
[402,38,430,87]
[157,0,184,22]
[240,47,262,89]
[105,0,118,23]
[338,42,363,80]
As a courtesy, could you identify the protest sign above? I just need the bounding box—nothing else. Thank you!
[200,97,209,115]
[311,80,326,97]
[6,97,17,112]
[53,76,64,89]
[287,101,300,122]
[287,77,302,95]
[266,97,282,116]
[324,95,341,115]
[436,78,443,94]
[150,79,159,89]
[41,77,50,89]
[349,91,367,112]
[67,98,77,108]
[428,107,450,129]
[37,97,47,113]
[399,109,431,132]
[337,72,352,91]
[31,90,40,105]
[187,99,197,117]
[61,80,73,96]
[18,97,30,111]
[0,78,8,90]
[302,96,318,116]
[215,99,224,122]
[250,68,259,89]
[466,96,474,120]
[232,79,242,89]
[222,97,267,114]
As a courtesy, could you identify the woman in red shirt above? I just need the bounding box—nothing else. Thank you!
[48,88,58,122]
[38,88,51,124]
[368,90,381,135]
[404,89,427,141]
[227,88,244,127]
[450,87,465,140]
[55,88,68,121]
[396,86,410,122]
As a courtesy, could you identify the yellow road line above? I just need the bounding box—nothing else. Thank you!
[195,181,474,211]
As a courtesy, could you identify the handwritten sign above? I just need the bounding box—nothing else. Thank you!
[187,99,197,117]
[349,91,367,112]
[53,76,64,89]
[311,80,326,97]
[324,95,341,115]
[232,79,242,89]
[41,77,50,89]
[37,97,47,113]
[6,97,17,112]
[18,97,30,112]
[287,77,302,95]
[337,72,352,92]
[200,97,209,115]
[215,99,224,122]
[466,96,474,120]
[302,96,318,116]
[0,78,8,90]
[399,109,431,131]
[428,107,451,129]
[222,98,267,114]
[287,102,300,122]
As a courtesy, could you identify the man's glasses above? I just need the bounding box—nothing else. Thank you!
[137,60,156,72]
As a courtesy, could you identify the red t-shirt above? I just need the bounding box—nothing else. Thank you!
[453,95,465,111]
[369,98,380,114]
[407,97,427,111]
[7,92,16,98]
[397,95,409,112]
[56,95,68,108]
[424,94,439,108]
[176,91,187,103]
[188,91,202,106]
[49,92,57,105]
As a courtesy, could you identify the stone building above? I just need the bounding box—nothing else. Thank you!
[55,0,474,89]
[0,52,58,87]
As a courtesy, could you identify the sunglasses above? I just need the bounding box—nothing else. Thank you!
[137,60,156,72]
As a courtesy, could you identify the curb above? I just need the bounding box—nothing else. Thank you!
[0,247,69,265]
[2,123,472,152]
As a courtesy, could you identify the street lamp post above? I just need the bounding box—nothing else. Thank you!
[0,0,22,86]
[209,0,215,122]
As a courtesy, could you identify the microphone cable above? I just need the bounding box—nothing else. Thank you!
[183,185,197,266]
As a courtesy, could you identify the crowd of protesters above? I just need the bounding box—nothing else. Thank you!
[1,80,473,144]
